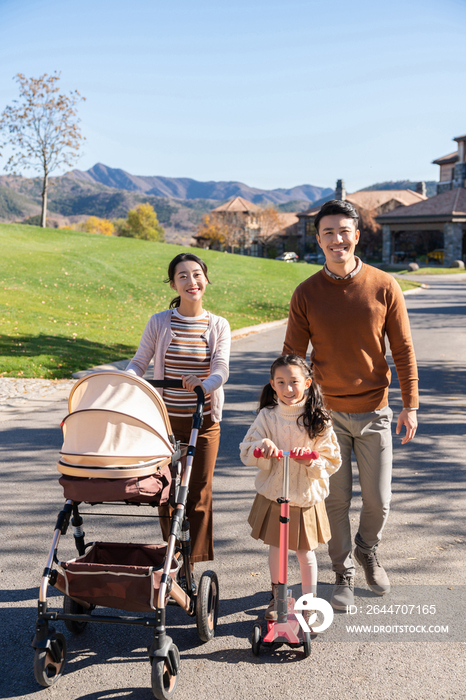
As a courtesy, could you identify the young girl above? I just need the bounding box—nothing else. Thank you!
[126,253,230,587]
[240,354,341,619]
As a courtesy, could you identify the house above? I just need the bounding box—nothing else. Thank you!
[377,135,466,265]
[193,195,299,256]
[433,134,466,194]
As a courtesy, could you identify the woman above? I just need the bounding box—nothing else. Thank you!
[126,253,230,586]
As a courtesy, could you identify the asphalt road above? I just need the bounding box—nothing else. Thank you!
[1,274,465,700]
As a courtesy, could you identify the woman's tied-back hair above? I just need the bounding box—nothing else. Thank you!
[259,354,331,439]
[165,253,211,309]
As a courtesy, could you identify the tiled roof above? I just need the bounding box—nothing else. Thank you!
[377,187,466,221]
[211,196,261,213]
[453,134,466,142]
[298,189,426,217]
[432,151,458,166]
[346,189,426,209]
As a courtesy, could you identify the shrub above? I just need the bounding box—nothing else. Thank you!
[117,203,165,241]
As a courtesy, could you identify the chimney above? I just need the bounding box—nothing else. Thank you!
[335,179,346,201]
[416,181,426,197]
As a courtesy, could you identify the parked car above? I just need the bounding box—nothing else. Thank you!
[303,252,325,264]
[275,252,298,262]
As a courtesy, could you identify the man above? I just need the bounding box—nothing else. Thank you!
[283,199,418,610]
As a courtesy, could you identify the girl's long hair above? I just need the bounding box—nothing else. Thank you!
[165,253,211,308]
[259,354,330,439]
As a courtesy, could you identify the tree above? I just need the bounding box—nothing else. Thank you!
[82,216,114,236]
[256,205,285,257]
[221,212,251,253]
[194,214,226,249]
[117,203,165,241]
[0,72,85,228]
[357,207,383,261]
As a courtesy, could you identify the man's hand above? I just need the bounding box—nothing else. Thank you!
[396,409,418,444]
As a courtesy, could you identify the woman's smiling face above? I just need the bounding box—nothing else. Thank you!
[170,260,207,303]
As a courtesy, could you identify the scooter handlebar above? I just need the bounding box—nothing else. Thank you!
[253,448,319,460]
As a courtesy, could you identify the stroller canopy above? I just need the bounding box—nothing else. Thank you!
[58,372,175,479]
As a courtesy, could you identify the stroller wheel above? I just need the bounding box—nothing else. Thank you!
[151,643,180,700]
[63,595,89,634]
[195,570,219,642]
[33,633,67,687]
[252,623,261,656]
[303,630,312,658]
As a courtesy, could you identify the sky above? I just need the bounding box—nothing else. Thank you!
[1,0,466,192]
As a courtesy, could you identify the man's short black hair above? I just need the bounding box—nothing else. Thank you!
[314,199,359,234]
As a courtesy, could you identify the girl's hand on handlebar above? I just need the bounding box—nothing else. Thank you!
[291,447,320,464]
[182,374,205,392]
[257,439,280,459]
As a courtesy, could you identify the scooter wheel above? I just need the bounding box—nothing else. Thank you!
[252,623,261,656]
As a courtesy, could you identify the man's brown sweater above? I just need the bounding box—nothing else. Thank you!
[283,264,419,413]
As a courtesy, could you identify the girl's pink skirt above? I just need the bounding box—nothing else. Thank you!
[248,493,331,551]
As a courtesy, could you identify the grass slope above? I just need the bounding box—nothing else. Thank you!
[0,223,322,378]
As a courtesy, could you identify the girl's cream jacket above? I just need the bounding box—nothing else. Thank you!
[240,399,341,507]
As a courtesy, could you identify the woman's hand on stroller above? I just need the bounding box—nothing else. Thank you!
[254,439,281,460]
[182,374,205,392]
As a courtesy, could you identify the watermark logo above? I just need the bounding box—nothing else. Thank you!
[294,593,334,634]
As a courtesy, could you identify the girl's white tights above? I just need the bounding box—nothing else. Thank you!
[268,545,317,596]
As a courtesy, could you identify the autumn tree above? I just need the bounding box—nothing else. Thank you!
[82,216,114,236]
[194,214,226,249]
[0,72,85,228]
[117,203,165,241]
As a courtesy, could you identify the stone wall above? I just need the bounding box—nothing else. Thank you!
[443,222,464,265]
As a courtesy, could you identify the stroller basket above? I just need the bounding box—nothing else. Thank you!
[54,542,179,613]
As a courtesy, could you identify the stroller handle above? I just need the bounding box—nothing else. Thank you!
[146,379,205,406]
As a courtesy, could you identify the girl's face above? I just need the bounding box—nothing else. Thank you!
[170,260,207,303]
[270,364,311,406]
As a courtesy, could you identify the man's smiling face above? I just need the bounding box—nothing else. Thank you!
[316,214,360,274]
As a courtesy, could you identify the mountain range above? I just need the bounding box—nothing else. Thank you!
[68,163,333,205]
[0,163,436,243]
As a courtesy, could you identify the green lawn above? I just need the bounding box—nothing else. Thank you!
[407,267,466,275]
[0,223,424,378]
[382,266,465,275]
[0,223,322,378]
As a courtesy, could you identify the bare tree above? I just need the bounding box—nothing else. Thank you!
[257,205,285,257]
[0,72,85,227]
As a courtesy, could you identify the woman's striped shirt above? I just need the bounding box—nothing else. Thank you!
[163,309,211,417]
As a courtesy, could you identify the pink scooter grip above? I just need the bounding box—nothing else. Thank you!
[290,449,319,460]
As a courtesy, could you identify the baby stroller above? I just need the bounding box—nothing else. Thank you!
[32,371,219,700]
